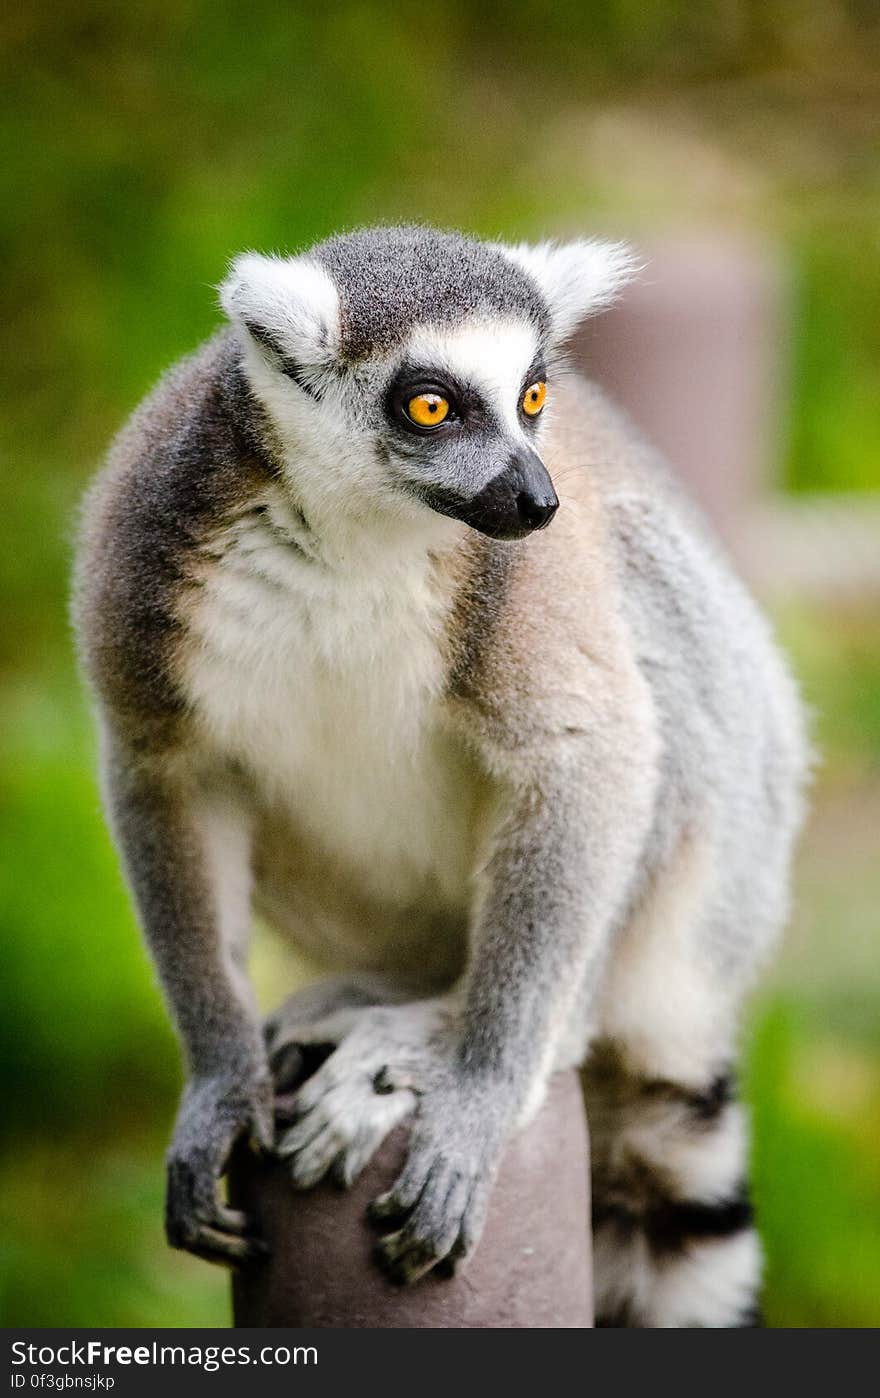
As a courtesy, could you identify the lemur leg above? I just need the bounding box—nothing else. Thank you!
[584,841,762,1328]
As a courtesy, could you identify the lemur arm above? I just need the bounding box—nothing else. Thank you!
[102,730,272,1264]
[370,682,658,1282]
[461,750,646,1103]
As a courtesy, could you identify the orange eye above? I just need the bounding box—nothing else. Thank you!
[407,393,449,427]
[522,381,547,417]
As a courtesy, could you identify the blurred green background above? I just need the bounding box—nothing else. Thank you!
[1,1,879,1327]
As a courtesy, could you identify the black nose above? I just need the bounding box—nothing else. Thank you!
[422,446,560,540]
[517,488,558,532]
[461,447,559,539]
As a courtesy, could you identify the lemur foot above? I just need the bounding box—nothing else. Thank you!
[266,989,504,1281]
[271,999,452,1193]
[165,1066,274,1267]
[264,974,405,1090]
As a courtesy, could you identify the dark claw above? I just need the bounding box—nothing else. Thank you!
[366,1197,410,1229]
[374,1235,439,1286]
[330,1157,350,1192]
[373,1242,409,1286]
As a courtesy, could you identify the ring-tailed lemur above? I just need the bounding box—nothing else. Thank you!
[74,225,807,1325]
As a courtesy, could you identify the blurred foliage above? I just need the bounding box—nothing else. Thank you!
[1,0,879,1327]
[748,1001,880,1329]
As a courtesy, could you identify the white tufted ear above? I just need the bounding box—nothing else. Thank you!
[219,252,340,375]
[499,239,638,343]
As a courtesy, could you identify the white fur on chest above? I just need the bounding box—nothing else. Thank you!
[180,505,478,908]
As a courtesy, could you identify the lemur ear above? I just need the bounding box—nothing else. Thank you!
[219,252,340,383]
[499,239,638,343]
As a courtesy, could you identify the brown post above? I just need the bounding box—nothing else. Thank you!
[230,1071,592,1328]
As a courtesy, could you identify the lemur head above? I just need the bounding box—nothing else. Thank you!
[220,226,634,541]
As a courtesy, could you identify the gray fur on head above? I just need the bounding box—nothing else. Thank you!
[219,224,635,370]
[314,225,550,360]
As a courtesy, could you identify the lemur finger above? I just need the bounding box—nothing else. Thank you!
[429,1208,479,1279]
[277,1108,332,1158]
[214,1204,252,1235]
[273,1091,299,1126]
[166,1178,267,1266]
[368,1150,434,1223]
[290,1058,347,1117]
[373,1231,433,1286]
[186,1222,269,1267]
[288,1122,346,1190]
[250,1093,276,1154]
[453,1181,489,1262]
[330,1092,416,1191]
[374,1166,468,1284]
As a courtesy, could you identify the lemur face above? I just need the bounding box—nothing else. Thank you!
[220,226,634,540]
[374,316,554,540]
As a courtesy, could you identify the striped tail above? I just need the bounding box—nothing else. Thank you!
[582,1040,762,1327]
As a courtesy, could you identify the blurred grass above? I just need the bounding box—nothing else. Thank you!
[2,0,880,1327]
[748,1002,880,1329]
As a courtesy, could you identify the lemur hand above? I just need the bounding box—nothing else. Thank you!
[368,1070,505,1284]
[271,996,509,1282]
[165,1064,273,1266]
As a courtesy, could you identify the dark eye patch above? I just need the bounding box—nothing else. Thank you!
[520,356,547,393]
[384,354,549,440]
[385,363,490,436]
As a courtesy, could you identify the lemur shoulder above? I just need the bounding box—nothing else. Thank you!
[74,225,807,1325]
